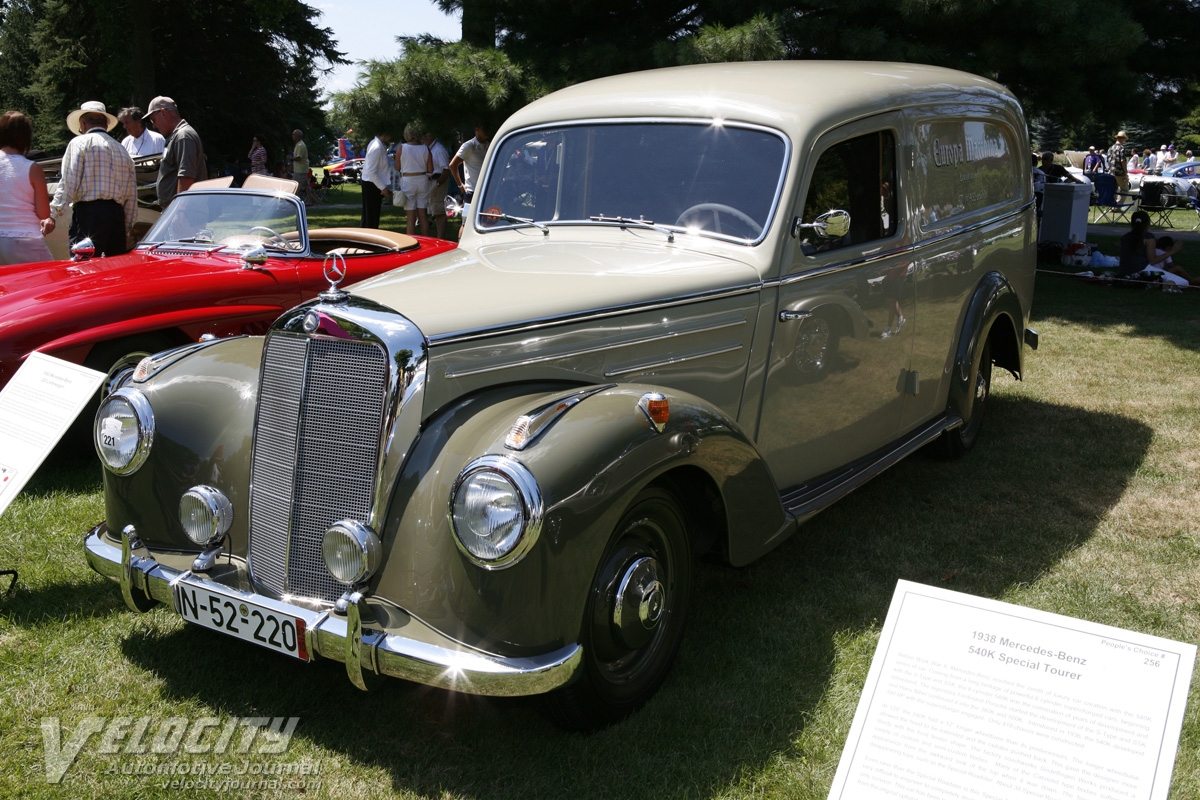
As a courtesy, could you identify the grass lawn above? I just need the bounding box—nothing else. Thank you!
[2,257,1199,798]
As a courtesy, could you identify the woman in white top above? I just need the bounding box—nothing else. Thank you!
[393,125,432,236]
[0,111,53,265]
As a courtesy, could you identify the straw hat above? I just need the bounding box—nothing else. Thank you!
[66,101,118,136]
[1115,130,1129,141]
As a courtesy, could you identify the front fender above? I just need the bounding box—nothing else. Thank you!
[101,335,265,556]
[949,271,1026,422]
[371,382,789,657]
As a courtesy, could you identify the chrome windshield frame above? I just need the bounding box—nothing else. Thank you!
[135,187,311,256]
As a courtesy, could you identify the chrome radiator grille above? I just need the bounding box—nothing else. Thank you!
[248,334,388,603]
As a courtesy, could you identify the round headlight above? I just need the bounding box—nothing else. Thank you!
[450,456,542,569]
[94,388,154,474]
[179,486,233,546]
[322,521,382,586]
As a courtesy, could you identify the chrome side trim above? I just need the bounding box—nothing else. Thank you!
[430,284,761,347]
[604,342,744,377]
[84,524,581,697]
[444,314,749,379]
[769,205,1030,288]
[775,242,914,287]
[505,385,613,451]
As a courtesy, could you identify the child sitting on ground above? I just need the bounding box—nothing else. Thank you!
[1146,236,1198,287]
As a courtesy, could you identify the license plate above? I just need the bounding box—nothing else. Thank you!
[173,579,311,661]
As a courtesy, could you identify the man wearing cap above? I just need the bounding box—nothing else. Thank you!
[1083,146,1104,173]
[48,101,137,257]
[117,107,164,158]
[144,96,205,208]
[1107,131,1130,192]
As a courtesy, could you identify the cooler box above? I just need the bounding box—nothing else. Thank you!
[1040,182,1091,244]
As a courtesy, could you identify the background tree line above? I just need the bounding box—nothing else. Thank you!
[333,0,1200,160]
[5,0,1200,171]
[0,0,343,169]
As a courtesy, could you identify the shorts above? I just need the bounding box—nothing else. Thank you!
[427,179,449,216]
[0,235,52,266]
[399,175,431,211]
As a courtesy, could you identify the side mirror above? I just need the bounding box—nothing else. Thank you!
[240,245,269,269]
[792,209,851,240]
[70,238,96,261]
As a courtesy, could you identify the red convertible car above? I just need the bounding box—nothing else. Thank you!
[0,183,455,393]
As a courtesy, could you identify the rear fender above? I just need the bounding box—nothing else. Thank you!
[949,271,1026,422]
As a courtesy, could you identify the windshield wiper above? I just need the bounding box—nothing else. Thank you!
[480,211,549,236]
[589,215,675,242]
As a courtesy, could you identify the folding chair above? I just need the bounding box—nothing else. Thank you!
[1090,174,1135,224]
[1137,181,1175,228]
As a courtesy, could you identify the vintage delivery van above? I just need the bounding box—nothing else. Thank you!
[84,61,1037,729]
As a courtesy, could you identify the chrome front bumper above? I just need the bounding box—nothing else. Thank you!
[84,523,581,697]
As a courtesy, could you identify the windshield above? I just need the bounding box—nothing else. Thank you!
[476,122,788,243]
[141,191,305,253]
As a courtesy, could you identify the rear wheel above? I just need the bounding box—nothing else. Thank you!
[938,340,992,458]
[543,487,693,730]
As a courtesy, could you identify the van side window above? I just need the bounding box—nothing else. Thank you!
[799,130,897,255]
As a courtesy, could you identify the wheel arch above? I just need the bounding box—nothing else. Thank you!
[948,270,1026,423]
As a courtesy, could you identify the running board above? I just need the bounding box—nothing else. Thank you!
[780,414,963,524]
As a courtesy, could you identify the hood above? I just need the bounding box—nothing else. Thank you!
[347,237,763,342]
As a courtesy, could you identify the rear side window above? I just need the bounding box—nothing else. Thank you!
[910,116,1023,233]
[798,130,897,255]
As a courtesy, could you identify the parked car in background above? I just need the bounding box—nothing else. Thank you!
[85,61,1038,729]
[1159,160,1200,197]
[325,157,364,183]
[0,182,454,395]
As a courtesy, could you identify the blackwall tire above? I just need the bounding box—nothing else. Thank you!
[543,487,693,731]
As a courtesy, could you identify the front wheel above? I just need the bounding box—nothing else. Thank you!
[938,340,992,458]
[543,487,693,730]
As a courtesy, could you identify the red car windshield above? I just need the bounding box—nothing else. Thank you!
[142,191,305,252]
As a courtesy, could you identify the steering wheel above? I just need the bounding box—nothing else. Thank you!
[675,203,762,238]
[248,225,289,248]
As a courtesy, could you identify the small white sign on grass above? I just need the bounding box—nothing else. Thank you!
[829,579,1196,800]
[0,353,104,517]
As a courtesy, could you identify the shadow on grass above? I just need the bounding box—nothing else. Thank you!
[115,396,1151,799]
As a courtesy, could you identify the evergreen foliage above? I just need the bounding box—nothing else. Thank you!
[0,0,344,167]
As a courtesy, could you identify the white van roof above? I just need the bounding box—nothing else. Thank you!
[501,61,1024,138]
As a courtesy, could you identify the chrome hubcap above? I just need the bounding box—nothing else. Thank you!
[612,556,663,650]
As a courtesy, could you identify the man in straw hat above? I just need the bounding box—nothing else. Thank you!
[47,101,137,257]
[143,95,205,208]
[1107,130,1130,192]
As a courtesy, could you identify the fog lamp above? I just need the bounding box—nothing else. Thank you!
[449,456,542,569]
[94,388,154,474]
[322,521,382,586]
[179,486,234,546]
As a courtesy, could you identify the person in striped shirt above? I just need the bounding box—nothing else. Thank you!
[49,101,137,257]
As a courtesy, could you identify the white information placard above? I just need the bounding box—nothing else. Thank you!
[829,580,1196,800]
[0,353,105,517]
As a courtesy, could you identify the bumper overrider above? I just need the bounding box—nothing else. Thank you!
[84,523,582,697]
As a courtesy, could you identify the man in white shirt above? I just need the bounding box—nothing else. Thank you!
[360,131,392,228]
[117,107,165,158]
[448,124,490,239]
